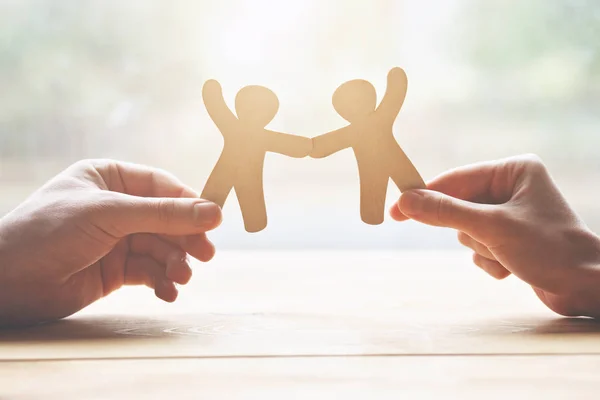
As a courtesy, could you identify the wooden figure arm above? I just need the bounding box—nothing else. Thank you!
[265,131,312,158]
[202,79,238,133]
[375,67,408,121]
[309,126,353,158]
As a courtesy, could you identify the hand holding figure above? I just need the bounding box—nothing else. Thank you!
[0,160,222,327]
[391,155,600,318]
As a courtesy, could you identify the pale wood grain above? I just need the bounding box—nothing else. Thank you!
[2,355,600,399]
[2,250,600,399]
[2,251,599,361]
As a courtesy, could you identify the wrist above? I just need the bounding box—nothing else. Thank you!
[0,220,9,293]
[563,228,600,318]
[0,221,20,327]
[0,227,11,326]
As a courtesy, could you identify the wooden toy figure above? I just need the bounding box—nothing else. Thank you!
[201,80,312,233]
[310,67,425,225]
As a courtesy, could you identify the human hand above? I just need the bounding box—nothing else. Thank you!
[390,155,600,318]
[0,160,222,327]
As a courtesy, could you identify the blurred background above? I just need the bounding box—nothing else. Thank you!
[1,0,599,250]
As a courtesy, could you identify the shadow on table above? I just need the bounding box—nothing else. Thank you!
[0,316,181,342]
[3,313,600,355]
[526,317,600,335]
[447,316,600,337]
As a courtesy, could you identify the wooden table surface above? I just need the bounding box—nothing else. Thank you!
[2,251,600,399]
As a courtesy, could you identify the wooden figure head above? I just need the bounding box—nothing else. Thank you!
[332,79,377,123]
[235,85,280,128]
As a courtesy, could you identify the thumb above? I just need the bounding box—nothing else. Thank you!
[105,194,222,236]
[398,190,495,239]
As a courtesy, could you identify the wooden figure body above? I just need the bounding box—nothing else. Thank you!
[201,80,312,233]
[310,67,425,225]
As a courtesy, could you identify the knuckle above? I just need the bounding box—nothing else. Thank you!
[524,152,543,163]
[67,159,116,181]
[520,153,547,174]
[68,159,95,173]
[74,158,109,169]
[75,193,126,238]
[435,194,452,225]
[78,191,114,217]
[157,198,177,223]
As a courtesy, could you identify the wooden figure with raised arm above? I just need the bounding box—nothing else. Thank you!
[201,80,312,233]
[310,67,425,225]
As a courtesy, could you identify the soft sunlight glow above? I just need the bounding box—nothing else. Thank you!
[207,0,316,85]
[3,0,599,249]
[219,0,312,66]
[199,0,462,124]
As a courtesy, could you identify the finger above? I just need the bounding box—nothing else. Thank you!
[423,155,545,205]
[424,160,505,203]
[130,234,184,263]
[105,194,222,236]
[155,279,179,303]
[163,234,216,263]
[389,202,409,221]
[124,255,179,302]
[457,231,497,261]
[398,189,503,243]
[472,253,512,280]
[390,158,512,222]
[165,253,193,285]
[92,160,199,198]
[124,255,161,288]
[129,234,193,284]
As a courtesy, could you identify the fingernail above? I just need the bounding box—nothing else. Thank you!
[193,202,221,226]
[399,190,426,216]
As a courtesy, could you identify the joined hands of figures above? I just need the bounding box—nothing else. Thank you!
[201,67,425,232]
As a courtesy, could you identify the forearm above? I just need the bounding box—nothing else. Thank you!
[0,219,9,309]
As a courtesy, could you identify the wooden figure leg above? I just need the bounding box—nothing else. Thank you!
[358,165,388,225]
[388,145,426,192]
[201,161,233,207]
[234,180,268,233]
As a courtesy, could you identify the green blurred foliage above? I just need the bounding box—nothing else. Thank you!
[0,0,213,158]
[1,0,599,165]
[454,0,600,167]
[462,0,600,79]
